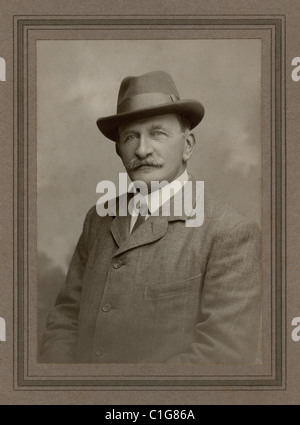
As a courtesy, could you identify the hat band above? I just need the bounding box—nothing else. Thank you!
[117,92,180,114]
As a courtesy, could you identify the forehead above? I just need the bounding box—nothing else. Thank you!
[118,113,181,134]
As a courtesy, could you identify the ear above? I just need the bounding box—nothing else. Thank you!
[183,132,195,162]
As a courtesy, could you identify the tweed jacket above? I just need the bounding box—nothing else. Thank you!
[40,179,261,364]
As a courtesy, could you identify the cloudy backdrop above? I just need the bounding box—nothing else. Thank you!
[37,39,261,342]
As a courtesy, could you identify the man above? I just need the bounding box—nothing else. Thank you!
[40,71,261,363]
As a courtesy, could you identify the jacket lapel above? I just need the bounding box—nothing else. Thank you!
[109,174,199,256]
[110,214,131,248]
[112,216,169,257]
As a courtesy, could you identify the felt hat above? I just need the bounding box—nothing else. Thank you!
[96,70,205,141]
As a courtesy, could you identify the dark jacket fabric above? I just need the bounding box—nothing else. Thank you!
[40,181,261,364]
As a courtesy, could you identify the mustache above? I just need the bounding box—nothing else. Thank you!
[125,154,165,170]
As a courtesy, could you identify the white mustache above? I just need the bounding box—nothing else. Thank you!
[126,154,165,170]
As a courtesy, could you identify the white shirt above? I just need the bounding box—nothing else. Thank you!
[129,169,189,233]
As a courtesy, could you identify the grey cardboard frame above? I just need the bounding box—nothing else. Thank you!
[13,16,285,390]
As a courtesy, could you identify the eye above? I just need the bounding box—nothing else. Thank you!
[151,130,167,137]
[123,134,138,143]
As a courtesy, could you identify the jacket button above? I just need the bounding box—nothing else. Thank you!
[113,259,122,269]
[102,303,111,312]
[95,347,104,356]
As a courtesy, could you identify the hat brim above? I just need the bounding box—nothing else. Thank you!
[96,100,205,142]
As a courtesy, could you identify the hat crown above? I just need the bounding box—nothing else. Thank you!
[117,71,180,109]
[96,70,205,141]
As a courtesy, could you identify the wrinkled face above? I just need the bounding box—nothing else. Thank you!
[117,114,195,189]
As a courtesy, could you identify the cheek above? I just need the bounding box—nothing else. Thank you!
[119,145,133,161]
[165,143,185,163]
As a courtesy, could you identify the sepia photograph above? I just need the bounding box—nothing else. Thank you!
[1,0,297,405]
[36,39,262,364]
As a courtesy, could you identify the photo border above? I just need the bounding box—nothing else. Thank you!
[13,15,286,390]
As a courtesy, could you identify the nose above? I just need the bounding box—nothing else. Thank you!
[135,134,153,159]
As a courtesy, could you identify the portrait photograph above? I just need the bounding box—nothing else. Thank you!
[36,38,262,365]
[0,0,295,405]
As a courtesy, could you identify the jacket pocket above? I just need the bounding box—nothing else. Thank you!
[144,273,202,299]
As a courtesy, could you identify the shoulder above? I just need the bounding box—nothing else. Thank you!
[188,175,259,236]
[204,191,261,242]
[82,191,128,228]
[200,193,261,268]
[83,203,112,228]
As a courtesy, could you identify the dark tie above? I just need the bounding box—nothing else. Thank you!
[131,212,146,233]
[131,194,148,234]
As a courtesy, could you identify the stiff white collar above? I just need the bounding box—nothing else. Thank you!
[146,168,188,215]
[129,169,189,232]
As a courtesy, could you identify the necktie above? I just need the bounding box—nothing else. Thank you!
[131,195,148,233]
[131,212,146,233]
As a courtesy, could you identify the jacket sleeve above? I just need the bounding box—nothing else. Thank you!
[39,208,94,363]
[167,221,262,364]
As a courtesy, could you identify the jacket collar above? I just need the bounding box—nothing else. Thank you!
[109,173,199,255]
[166,173,198,222]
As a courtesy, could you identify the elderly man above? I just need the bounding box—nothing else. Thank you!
[40,71,261,364]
